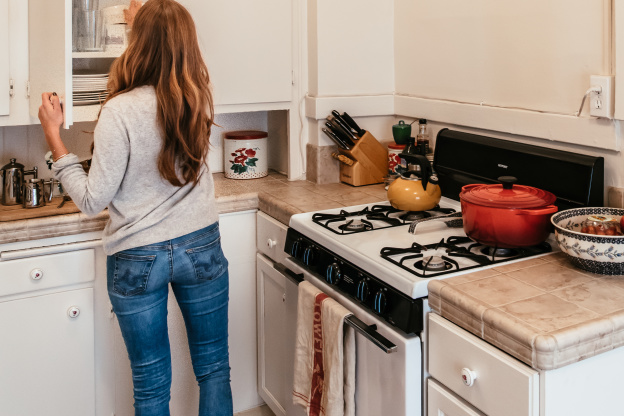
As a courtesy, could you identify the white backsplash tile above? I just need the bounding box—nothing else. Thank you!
[0,111,270,178]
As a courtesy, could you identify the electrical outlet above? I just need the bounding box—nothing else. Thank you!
[590,75,614,119]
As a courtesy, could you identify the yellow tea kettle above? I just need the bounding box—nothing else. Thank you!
[387,154,441,211]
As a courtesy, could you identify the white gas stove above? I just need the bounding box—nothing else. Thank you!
[280,128,602,416]
[286,197,555,334]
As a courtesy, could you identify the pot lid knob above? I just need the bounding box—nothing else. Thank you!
[499,176,517,190]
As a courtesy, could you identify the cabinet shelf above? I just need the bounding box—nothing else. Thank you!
[72,50,123,59]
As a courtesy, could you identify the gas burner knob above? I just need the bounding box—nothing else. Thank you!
[303,245,319,266]
[373,289,388,315]
[290,239,303,258]
[326,263,342,285]
[356,278,370,302]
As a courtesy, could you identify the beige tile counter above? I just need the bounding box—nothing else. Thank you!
[428,253,624,371]
[0,171,387,245]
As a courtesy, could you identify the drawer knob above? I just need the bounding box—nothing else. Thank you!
[267,238,277,249]
[67,306,81,318]
[30,268,43,280]
[461,368,477,387]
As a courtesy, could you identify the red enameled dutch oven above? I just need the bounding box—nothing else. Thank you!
[459,176,558,248]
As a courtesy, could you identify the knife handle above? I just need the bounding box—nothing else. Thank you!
[342,112,365,136]
[322,127,349,149]
[326,119,355,147]
[330,113,358,139]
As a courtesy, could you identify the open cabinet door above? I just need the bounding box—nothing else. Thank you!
[29,0,72,128]
[0,0,9,116]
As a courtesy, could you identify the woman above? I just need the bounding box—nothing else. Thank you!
[37,1,233,415]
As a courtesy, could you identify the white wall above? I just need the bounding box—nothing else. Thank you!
[395,0,609,115]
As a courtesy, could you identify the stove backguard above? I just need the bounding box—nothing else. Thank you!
[434,129,604,211]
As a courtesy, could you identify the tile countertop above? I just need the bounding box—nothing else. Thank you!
[0,171,388,245]
[428,253,624,371]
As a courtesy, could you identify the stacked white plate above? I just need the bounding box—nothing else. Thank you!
[73,71,109,106]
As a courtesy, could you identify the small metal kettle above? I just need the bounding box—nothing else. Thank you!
[1,158,38,206]
[22,178,47,209]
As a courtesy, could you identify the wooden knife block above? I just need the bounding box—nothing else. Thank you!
[337,131,388,186]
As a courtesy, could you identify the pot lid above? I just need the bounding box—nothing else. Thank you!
[460,176,556,209]
[1,158,23,170]
[224,130,268,140]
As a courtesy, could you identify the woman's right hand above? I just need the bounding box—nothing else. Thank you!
[38,92,64,134]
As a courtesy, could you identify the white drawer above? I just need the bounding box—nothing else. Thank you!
[257,211,288,264]
[428,313,539,416]
[0,249,95,298]
[428,378,485,416]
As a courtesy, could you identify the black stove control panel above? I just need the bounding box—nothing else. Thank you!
[285,228,424,335]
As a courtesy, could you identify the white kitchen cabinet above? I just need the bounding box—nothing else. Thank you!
[179,0,292,107]
[256,211,303,416]
[428,378,485,416]
[0,248,96,416]
[428,313,624,416]
[0,0,9,116]
[257,253,289,416]
[428,313,539,416]
[27,0,293,127]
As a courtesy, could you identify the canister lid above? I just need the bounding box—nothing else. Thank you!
[224,130,268,140]
[388,144,406,150]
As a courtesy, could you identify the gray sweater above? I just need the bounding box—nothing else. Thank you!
[53,86,219,255]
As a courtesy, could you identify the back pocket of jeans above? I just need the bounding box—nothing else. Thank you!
[185,238,228,281]
[112,253,156,296]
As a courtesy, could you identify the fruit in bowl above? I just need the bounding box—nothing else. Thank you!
[551,207,624,275]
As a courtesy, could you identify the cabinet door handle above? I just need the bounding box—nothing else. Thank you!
[67,306,81,318]
[30,268,44,280]
[461,368,477,387]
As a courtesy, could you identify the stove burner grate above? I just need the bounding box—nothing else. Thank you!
[380,236,552,278]
[312,204,457,235]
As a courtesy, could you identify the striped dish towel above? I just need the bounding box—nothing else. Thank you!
[293,281,355,416]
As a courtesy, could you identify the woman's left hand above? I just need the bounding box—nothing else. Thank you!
[38,92,64,134]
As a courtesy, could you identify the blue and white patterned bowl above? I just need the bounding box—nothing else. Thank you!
[551,207,624,275]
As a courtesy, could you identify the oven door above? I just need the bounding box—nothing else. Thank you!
[283,257,422,416]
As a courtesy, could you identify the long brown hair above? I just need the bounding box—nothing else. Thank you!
[105,0,214,187]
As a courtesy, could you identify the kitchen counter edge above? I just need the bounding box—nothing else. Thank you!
[428,255,624,372]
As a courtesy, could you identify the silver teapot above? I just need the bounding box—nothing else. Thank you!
[1,159,38,206]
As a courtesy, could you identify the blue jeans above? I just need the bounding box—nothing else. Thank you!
[107,222,233,416]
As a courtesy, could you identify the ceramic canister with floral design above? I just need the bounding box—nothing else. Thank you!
[387,143,406,176]
[223,130,268,179]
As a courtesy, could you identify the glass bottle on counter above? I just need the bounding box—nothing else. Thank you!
[416,119,431,155]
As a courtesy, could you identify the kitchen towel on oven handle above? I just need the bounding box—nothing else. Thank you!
[293,281,355,416]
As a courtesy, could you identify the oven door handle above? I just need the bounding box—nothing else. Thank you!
[275,262,397,354]
[275,262,304,285]
[345,315,397,354]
